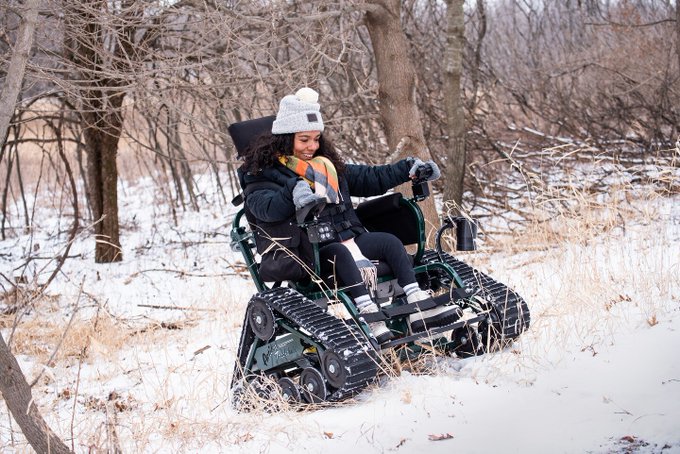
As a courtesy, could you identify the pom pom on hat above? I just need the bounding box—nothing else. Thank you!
[295,87,319,103]
[272,87,324,134]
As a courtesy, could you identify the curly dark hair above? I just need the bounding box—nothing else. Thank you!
[242,132,346,175]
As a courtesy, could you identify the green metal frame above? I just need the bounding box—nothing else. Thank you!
[230,192,469,352]
[247,321,325,375]
[230,210,267,292]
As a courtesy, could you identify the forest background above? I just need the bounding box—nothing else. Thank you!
[0,0,678,452]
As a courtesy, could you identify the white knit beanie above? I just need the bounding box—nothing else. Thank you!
[271,87,325,134]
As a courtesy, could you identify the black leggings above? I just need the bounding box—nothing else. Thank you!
[319,231,416,299]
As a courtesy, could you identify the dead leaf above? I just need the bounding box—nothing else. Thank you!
[428,433,454,441]
[58,388,72,400]
[323,431,334,439]
[193,345,211,356]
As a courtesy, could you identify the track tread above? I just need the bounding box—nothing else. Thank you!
[422,250,530,339]
[236,287,378,403]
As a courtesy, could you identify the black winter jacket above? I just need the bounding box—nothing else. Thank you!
[240,159,412,243]
[237,158,411,282]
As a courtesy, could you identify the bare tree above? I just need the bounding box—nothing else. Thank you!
[61,1,145,263]
[481,0,678,153]
[1,334,72,454]
[0,1,38,148]
[365,0,439,232]
[365,0,427,155]
[442,0,466,208]
[0,1,71,451]
[396,1,493,210]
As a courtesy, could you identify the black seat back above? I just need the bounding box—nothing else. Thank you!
[355,193,420,246]
[228,116,275,157]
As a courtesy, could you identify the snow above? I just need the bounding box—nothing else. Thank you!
[1,169,679,453]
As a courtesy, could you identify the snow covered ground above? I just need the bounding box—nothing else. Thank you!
[1,165,679,453]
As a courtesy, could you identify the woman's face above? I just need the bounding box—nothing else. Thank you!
[292,131,321,161]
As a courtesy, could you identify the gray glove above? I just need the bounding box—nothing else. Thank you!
[292,180,324,209]
[408,158,441,182]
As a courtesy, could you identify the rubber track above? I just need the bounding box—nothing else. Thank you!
[246,287,379,402]
[421,250,530,339]
[232,309,256,387]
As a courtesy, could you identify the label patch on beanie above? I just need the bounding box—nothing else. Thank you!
[307,113,319,123]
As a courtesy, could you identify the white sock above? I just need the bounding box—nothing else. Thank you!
[402,282,420,296]
[354,294,374,312]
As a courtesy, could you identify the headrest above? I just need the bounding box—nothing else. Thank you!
[227,116,275,157]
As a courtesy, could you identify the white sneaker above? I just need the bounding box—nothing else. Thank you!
[358,301,395,344]
[407,290,432,304]
[368,321,394,344]
[407,290,462,332]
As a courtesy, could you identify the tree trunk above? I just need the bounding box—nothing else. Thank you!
[1,335,72,454]
[676,1,680,141]
[83,106,124,263]
[442,0,467,208]
[0,0,40,149]
[63,2,127,263]
[365,0,439,237]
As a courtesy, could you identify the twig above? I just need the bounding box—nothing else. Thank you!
[210,396,230,413]
[39,116,80,291]
[126,269,238,279]
[585,19,674,27]
[603,396,633,416]
[105,400,122,454]
[137,304,218,312]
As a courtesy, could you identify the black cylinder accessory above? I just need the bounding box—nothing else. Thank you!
[454,217,477,251]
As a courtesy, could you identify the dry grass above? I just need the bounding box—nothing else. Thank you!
[448,147,680,381]
[3,301,189,377]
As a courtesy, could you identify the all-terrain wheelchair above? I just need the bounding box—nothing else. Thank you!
[228,117,530,407]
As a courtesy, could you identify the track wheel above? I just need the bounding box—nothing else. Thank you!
[231,380,248,412]
[321,350,348,389]
[248,299,276,341]
[452,325,484,358]
[299,367,328,403]
[277,377,301,403]
[249,374,277,399]
[232,375,275,412]
[479,320,512,351]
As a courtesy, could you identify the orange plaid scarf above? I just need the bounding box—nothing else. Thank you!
[279,155,339,204]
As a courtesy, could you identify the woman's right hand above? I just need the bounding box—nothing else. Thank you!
[292,180,325,209]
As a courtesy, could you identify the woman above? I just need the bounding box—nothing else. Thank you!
[239,88,459,343]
